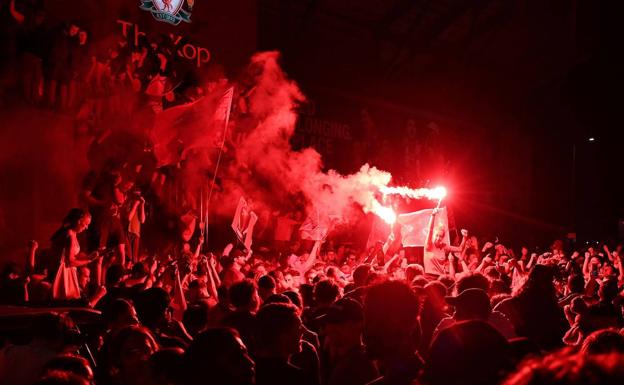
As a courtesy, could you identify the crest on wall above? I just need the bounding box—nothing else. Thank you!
[139,0,193,25]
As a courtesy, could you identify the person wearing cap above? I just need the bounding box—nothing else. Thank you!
[317,298,378,385]
[431,288,516,343]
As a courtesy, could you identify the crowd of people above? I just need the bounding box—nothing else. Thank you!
[3,2,624,385]
[2,186,624,385]
[3,0,203,119]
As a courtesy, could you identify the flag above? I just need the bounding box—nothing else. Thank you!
[151,85,234,166]
[206,86,234,149]
[180,211,197,242]
[396,207,450,247]
[214,86,234,126]
[232,197,249,239]
[243,212,258,250]
[231,197,257,250]
[300,217,327,241]
[300,209,338,241]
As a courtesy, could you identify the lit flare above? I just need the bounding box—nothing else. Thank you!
[371,199,397,225]
[380,185,447,200]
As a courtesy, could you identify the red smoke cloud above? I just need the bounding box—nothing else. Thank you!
[0,49,438,254]
[216,52,397,226]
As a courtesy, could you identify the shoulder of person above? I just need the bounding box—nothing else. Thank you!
[490,310,513,323]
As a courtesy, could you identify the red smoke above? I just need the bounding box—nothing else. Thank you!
[0,49,441,254]
[211,52,399,228]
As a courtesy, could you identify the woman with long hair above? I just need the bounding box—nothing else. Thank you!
[50,208,98,300]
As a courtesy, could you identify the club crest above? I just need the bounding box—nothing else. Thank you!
[140,0,193,26]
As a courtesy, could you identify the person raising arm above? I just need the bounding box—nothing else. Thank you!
[292,239,321,275]
[424,208,468,275]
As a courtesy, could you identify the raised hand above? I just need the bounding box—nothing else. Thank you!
[223,243,234,256]
[95,285,107,297]
[208,253,217,269]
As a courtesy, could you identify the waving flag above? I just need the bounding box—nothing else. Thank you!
[300,209,339,241]
[231,197,258,250]
[243,212,258,250]
[151,85,234,166]
[397,207,450,247]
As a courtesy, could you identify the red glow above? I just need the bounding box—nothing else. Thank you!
[371,199,397,224]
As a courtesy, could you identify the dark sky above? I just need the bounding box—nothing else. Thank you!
[258,0,624,245]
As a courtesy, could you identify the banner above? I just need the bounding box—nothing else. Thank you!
[397,207,450,247]
[300,209,338,241]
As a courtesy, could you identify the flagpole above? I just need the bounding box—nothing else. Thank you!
[199,185,205,249]
[200,185,203,228]
[435,196,444,210]
[206,86,234,248]
[204,209,209,249]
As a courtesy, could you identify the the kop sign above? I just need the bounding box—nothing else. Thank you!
[139,0,194,26]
